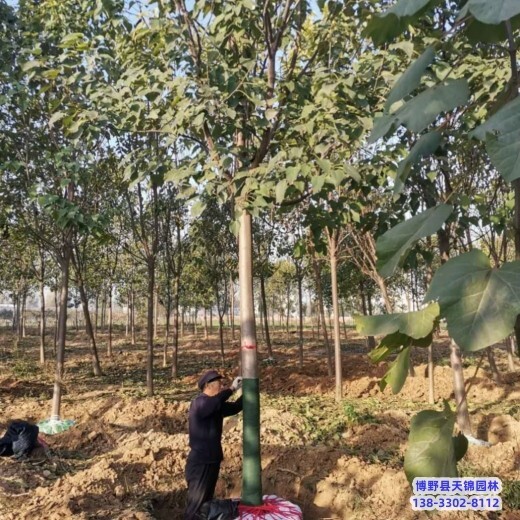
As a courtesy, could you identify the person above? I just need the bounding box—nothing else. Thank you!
[184,369,243,520]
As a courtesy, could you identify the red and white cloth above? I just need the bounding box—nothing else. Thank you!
[238,495,303,520]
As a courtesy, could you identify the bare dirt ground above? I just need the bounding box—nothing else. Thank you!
[0,325,519,519]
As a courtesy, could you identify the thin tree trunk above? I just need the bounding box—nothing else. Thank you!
[94,295,98,337]
[428,344,435,404]
[107,284,113,358]
[219,315,225,366]
[239,210,262,505]
[146,259,155,397]
[54,288,58,354]
[507,336,517,371]
[154,289,158,339]
[297,273,304,368]
[21,292,27,338]
[311,254,333,376]
[486,347,501,383]
[126,291,130,337]
[260,275,273,358]
[328,232,343,402]
[164,303,170,368]
[230,276,235,341]
[171,276,180,379]
[39,277,46,364]
[340,300,348,341]
[72,252,102,376]
[450,340,472,435]
[131,289,136,346]
[361,283,376,349]
[204,308,208,340]
[51,247,71,420]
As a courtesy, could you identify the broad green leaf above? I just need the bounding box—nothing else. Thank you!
[453,432,468,462]
[471,96,520,182]
[424,249,520,351]
[369,331,433,363]
[385,47,436,111]
[48,111,66,128]
[366,0,438,45]
[311,175,326,193]
[355,302,439,339]
[467,0,520,24]
[394,131,442,194]
[379,346,410,393]
[275,180,287,203]
[21,60,41,72]
[376,204,453,277]
[404,402,460,483]
[370,80,469,143]
[191,199,206,217]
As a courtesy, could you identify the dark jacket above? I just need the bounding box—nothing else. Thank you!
[188,388,243,463]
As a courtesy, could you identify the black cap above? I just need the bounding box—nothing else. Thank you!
[198,370,223,390]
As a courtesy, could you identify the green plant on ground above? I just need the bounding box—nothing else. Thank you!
[502,480,520,511]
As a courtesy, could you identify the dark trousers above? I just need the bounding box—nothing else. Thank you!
[184,456,221,520]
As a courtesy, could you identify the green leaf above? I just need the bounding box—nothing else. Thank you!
[21,60,41,72]
[424,249,520,351]
[369,330,433,363]
[265,108,277,120]
[379,346,410,394]
[394,131,442,194]
[48,111,66,128]
[365,0,437,46]
[311,175,326,193]
[376,204,453,278]
[355,302,439,339]
[471,96,520,182]
[191,199,206,217]
[370,80,469,143]
[385,47,436,111]
[275,180,287,204]
[453,432,468,462]
[404,402,459,484]
[467,0,520,24]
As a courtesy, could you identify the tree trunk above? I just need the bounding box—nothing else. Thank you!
[39,277,46,364]
[297,274,304,368]
[239,211,262,505]
[94,295,98,337]
[51,235,72,421]
[21,292,27,338]
[204,308,208,340]
[54,288,58,355]
[107,284,113,358]
[507,336,517,371]
[230,275,235,341]
[219,315,225,366]
[486,347,501,383]
[171,276,180,379]
[312,254,333,376]
[361,283,376,349]
[340,300,348,341]
[450,340,472,435]
[260,275,273,358]
[131,289,136,346]
[126,291,130,337]
[154,288,158,339]
[146,259,155,397]
[428,344,435,405]
[72,251,102,376]
[285,283,290,334]
[328,233,343,403]
[164,303,170,368]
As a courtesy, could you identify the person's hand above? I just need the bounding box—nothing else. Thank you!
[231,376,243,392]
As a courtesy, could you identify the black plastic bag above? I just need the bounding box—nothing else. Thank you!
[0,420,40,459]
[197,498,239,520]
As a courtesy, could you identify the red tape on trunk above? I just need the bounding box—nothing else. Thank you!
[241,344,257,350]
